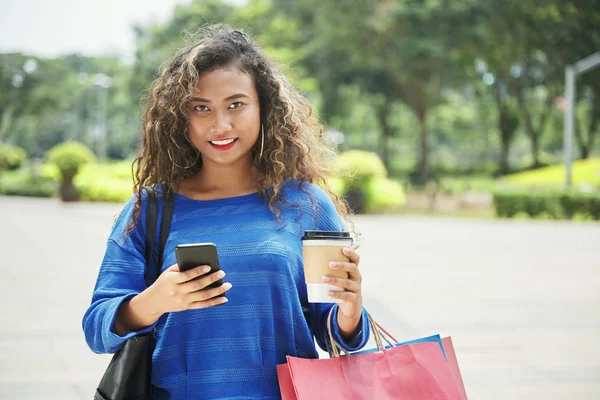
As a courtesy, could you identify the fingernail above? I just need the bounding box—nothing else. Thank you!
[203,266,211,273]
[329,261,338,269]
[329,291,338,296]
[322,276,331,283]
[216,271,225,278]
[223,282,232,289]
[343,247,351,254]
[221,297,229,303]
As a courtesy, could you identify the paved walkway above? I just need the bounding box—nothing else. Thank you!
[0,196,599,399]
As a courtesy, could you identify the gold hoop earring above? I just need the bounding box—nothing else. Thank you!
[259,125,265,161]
[168,147,199,169]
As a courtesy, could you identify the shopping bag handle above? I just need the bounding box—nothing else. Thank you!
[326,308,398,358]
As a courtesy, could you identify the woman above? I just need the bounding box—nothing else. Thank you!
[83,24,370,399]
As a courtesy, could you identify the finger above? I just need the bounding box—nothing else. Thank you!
[175,265,212,284]
[342,246,360,265]
[328,290,360,303]
[329,261,362,280]
[190,281,232,302]
[190,295,229,309]
[322,276,360,292]
[180,270,225,291]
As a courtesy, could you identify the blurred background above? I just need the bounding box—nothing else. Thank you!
[0,0,598,216]
[1,0,599,399]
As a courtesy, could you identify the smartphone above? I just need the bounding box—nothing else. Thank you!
[175,242,224,291]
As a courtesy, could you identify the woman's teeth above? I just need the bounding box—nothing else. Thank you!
[210,138,236,146]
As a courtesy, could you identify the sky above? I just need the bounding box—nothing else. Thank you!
[0,0,193,60]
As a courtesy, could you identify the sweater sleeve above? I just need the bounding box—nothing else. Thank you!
[82,193,157,354]
[304,183,370,353]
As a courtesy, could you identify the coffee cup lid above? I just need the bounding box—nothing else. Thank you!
[302,230,351,241]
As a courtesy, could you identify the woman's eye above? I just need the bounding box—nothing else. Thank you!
[194,105,209,112]
[229,102,243,109]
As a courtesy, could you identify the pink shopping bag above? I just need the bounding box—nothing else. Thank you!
[277,311,467,400]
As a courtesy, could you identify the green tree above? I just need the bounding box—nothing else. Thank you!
[129,0,237,102]
[129,0,316,108]
[276,0,481,182]
[534,1,600,159]
[0,53,135,159]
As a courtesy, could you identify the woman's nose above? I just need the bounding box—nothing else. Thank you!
[212,111,232,133]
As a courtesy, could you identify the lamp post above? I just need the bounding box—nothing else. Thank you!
[93,74,113,160]
[75,72,112,159]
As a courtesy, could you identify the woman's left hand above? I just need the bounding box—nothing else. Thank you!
[323,246,363,337]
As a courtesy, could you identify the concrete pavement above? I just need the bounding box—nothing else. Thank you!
[0,196,599,399]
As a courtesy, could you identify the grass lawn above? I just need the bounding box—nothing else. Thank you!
[502,158,600,190]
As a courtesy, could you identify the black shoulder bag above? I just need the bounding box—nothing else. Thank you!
[94,187,175,400]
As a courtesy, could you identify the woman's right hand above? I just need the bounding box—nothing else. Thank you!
[147,263,232,314]
[114,263,231,336]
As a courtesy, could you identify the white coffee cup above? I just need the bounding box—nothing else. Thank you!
[301,230,353,303]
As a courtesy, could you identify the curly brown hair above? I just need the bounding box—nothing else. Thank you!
[128,24,350,233]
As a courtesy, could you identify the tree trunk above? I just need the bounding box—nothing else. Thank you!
[531,131,541,168]
[417,111,429,182]
[574,116,588,160]
[376,98,393,172]
[494,82,517,175]
[499,133,510,175]
[516,85,554,169]
[60,176,79,202]
[579,142,590,159]
[344,188,365,214]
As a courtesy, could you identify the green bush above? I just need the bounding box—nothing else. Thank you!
[75,161,133,202]
[42,160,133,203]
[493,190,600,221]
[334,151,404,213]
[493,192,525,218]
[47,141,96,181]
[0,143,27,171]
[364,177,406,212]
[0,169,56,198]
[327,176,346,198]
[337,150,387,190]
[47,141,97,201]
[77,176,133,202]
[559,192,600,220]
[439,175,499,194]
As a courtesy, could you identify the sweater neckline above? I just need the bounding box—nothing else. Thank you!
[174,191,262,206]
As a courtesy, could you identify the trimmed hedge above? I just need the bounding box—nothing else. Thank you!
[334,150,405,213]
[493,191,600,220]
[47,141,96,181]
[336,150,387,190]
[0,143,27,171]
[42,161,134,203]
[363,177,406,213]
[0,169,57,198]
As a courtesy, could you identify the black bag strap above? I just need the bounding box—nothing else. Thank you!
[142,186,175,287]
[143,187,158,286]
[156,191,175,281]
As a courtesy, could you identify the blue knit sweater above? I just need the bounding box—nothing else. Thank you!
[83,181,370,399]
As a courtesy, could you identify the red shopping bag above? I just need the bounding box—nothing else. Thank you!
[277,311,467,400]
[442,337,468,400]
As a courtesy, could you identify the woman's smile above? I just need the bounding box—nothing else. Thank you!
[208,137,239,150]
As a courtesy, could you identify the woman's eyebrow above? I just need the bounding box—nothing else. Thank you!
[189,93,250,103]
[224,93,250,101]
